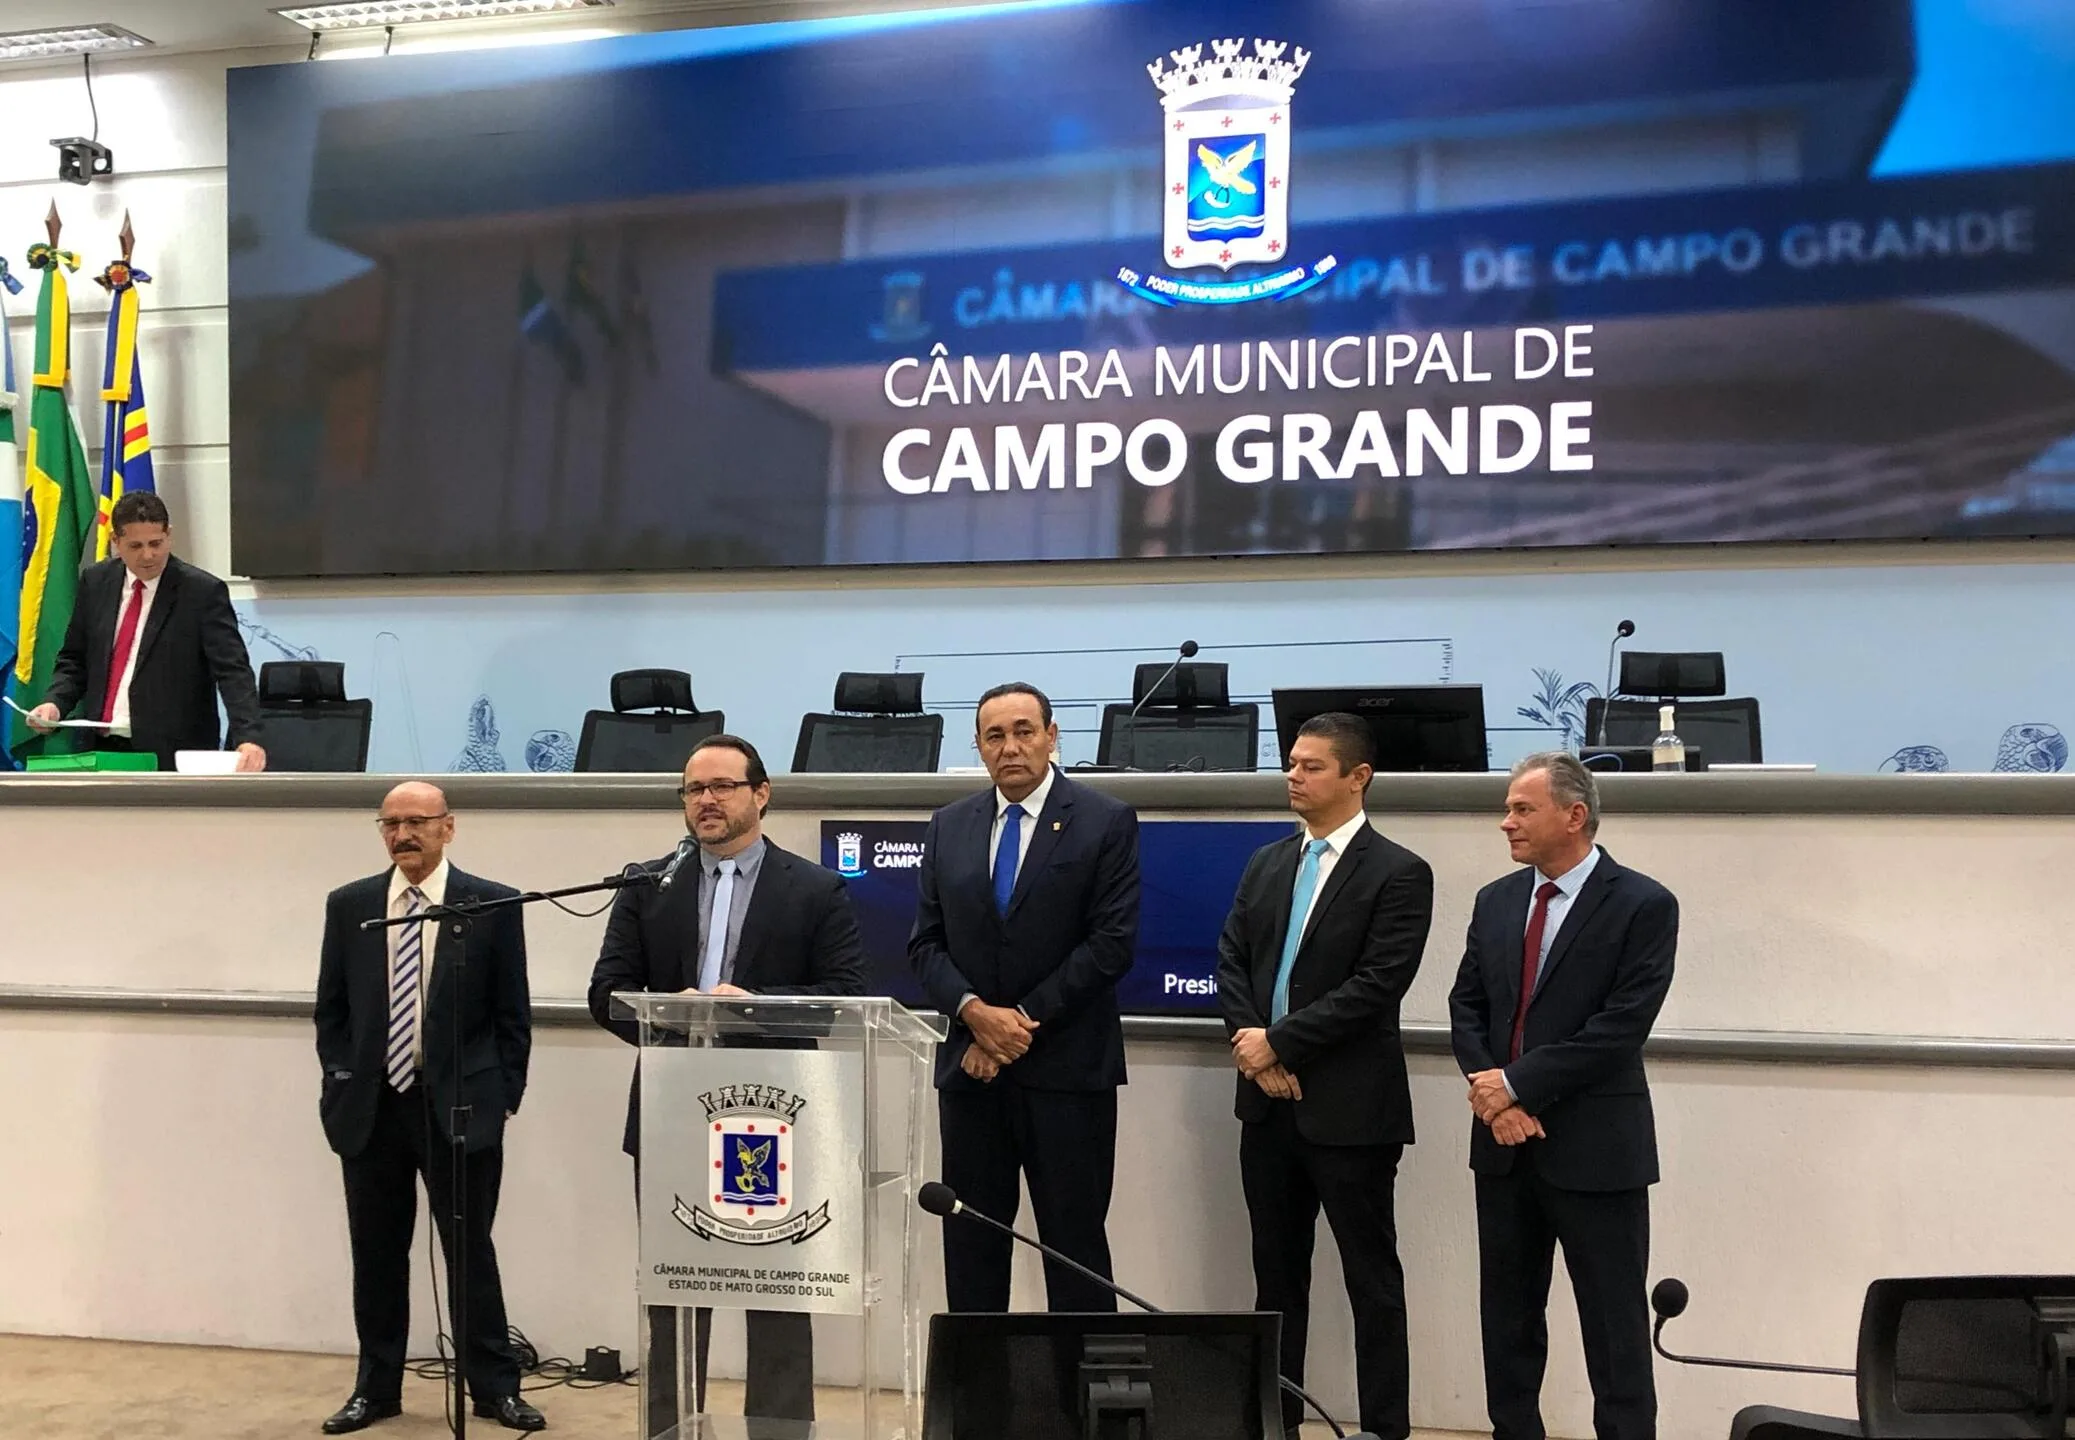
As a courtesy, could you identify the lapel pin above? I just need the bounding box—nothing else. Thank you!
[1052,821,1061,831]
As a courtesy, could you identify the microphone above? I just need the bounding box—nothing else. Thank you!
[1118,640,1199,771]
[917,1182,1371,1440]
[655,836,698,891]
[1595,619,1635,748]
[1650,1277,1853,1378]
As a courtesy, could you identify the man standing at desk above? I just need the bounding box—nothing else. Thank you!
[909,682,1140,1313]
[1449,752,1678,1440]
[1218,712,1433,1440]
[588,735,866,1438]
[24,491,265,770]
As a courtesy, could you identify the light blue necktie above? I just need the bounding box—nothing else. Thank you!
[385,887,427,1091]
[1270,839,1333,1022]
[697,858,736,991]
[992,803,1025,914]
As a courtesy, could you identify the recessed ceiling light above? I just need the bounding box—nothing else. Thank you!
[0,24,152,62]
[273,0,616,32]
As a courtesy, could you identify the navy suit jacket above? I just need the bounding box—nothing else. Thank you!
[587,839,866,1155]
[44,554,261,769]
[1447,848,1678,1191]
[1217,823,1434,1146]
[908,770,1140,1091]
[314,867,532,1158]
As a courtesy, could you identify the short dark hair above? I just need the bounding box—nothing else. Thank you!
[690,734,769,788]
[109,491,170,536]
[1295,711,1376,779]
[975,681,1053,730]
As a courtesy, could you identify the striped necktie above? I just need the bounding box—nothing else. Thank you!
[386,886,428,1092]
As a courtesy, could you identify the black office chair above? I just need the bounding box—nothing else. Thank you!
[792,672,944,773]
[254,661,372,773]
[1097,660,1258,771]
[1584,650,1763,766]
[574,669,726,773]
[1583,698,1763,766]
[1856,1276,2075,1438]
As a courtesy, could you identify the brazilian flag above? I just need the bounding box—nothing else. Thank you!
[6,244,97,758]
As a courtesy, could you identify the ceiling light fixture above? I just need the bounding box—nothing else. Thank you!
[274,0,616,32]
[0,24,151,62]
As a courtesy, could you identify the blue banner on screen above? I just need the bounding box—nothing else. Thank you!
[823,817,1291,1016]
[227,0,2075,576]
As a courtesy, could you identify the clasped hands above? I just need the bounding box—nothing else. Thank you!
[1230,1027,1303,1102]
[1467,1068,1545,1146]
[959,1000,1038,1082]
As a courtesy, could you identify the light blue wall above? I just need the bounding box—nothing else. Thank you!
[240,555,2075,776]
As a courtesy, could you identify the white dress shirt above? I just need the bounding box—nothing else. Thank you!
[1503,844,1601,1097]
[386,857,450,1070]
[958,765,1059,1021]
[105,569,161,734]
[1291,809,1370,941]
[1523,844,1602,988]
[988,762,1056,884]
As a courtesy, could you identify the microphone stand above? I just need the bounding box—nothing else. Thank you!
[362,869,652,1437]
[1119,642,1197,771]
[1596,622,1633,749]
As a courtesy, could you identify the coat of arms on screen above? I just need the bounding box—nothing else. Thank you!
[1114,38,1337,307]
[672,1084,832,1247]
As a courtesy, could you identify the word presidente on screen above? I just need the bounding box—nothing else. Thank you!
[881,326,1597,493]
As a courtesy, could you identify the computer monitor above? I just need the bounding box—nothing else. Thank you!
[921,1311,1283,1440]
[1271,685,1489,773]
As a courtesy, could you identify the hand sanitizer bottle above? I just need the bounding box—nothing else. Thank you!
[1652,705,1685,772]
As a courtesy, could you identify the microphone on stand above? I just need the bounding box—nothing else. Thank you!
[1596,619,1636,748]
[1650,1278,1854,1378]
[1118,640,1199,771]
[655,835,698,891]
[917,1181,1373,1440]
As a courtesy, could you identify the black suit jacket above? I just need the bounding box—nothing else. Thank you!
[1447,849,1678,1191]
[44,554,262,769]
[1217,823,1434,1147]
[908,770,1140,1091]
[314,867,532,1158]
[587,839,867,1156]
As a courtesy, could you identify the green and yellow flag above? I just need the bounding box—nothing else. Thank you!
[6,240,98,756]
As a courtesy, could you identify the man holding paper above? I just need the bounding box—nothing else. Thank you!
[24,491,264,770]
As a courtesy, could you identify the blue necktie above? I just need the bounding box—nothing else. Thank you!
[992,803,1025,914]
[698,858,736,991]
[1270,839,1332,1022]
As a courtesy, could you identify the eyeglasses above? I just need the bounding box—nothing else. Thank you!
[375,813,449,834]
[678,780,751,800]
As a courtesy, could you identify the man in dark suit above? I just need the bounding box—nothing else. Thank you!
[1448,751,1679,1440]
[26,490,265,771]
[909,681,1140,1313]
[1218,711,1434,1440]
[313,782,543,1434]
[588,734,866,1439]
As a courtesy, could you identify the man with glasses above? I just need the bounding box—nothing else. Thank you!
[909,682,1140,1314]
[314,783,543,1433]
[588,735,866,1439]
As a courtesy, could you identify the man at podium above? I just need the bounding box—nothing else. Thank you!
[588,735,866,1438]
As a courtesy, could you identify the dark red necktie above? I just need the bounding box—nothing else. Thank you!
[100,578,146,725]
[1508,881,1563,1063]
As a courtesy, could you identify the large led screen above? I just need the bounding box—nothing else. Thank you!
[228,0,2075,576]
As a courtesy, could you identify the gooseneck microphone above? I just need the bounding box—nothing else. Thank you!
[1118,640,1200,771]
[654,835,698,892]
[1596,619,1636,748]
[918,1182,1372,1440]
[1650,1277,1854,1378]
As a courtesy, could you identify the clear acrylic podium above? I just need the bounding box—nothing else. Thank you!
[613,993,946,1440]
